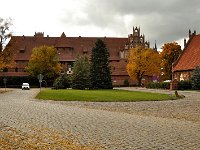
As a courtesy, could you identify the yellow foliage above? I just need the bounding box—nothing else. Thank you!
[26,45,62,78]
[0,47,14,70]
[0,40,16,69]
[126,46,161,83]
[0,124,99,150]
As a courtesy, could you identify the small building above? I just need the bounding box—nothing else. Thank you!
[172,30,200,81]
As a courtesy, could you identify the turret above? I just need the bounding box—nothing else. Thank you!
[184,38,187,48]
[194,30,196,35]
[154,40,157,51]
[133,26,140,37]
[189,29,191,38]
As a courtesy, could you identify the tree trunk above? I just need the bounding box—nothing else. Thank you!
[137,78,142,87]
[137,73,142,87]
[137,71,145,87]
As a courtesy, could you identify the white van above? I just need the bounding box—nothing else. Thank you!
[22,83,30,90]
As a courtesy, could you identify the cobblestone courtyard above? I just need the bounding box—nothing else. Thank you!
[0,88,200,149]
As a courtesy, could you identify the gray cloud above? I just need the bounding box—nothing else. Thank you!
[61,0,200,49]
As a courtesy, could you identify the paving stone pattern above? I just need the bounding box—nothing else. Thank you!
[0,88,200,149]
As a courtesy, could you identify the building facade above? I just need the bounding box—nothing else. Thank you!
[172,30,200,81]
[1,27,151,86]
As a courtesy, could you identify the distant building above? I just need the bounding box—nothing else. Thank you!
[1,27,152,86]
[172,30,200,81]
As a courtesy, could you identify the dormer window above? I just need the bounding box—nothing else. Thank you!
[119,51,125,59]
[83,49,88,54]
[19,48,25,53]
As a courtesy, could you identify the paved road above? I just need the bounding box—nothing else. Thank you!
[0,88,200,149]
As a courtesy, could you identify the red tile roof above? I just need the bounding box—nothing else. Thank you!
[173,34,200,72]
[0,72,28,77]
[9,34,127,62]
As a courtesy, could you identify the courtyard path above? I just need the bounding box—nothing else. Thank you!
[0,88,200,149]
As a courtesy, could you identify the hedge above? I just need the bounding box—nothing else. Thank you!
[146,82,170,89]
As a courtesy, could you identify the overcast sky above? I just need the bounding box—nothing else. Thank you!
[1,0,200,50]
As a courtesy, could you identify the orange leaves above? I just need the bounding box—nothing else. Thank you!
[160,42,182,80]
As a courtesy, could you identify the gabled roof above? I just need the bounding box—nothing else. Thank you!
[7,34,127,61]
[173,34,200,72]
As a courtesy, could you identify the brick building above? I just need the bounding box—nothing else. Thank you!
[1,27,151,86]
[172,30,200,81]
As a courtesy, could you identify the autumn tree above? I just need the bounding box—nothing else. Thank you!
[25,45,61,79]
[0,18,13,70]
[0,47,14,69]
[127,46,161,86]
[0,41,15,71]
[71,55,90,90]
[160,42,182,80]
[0,18,12,52]
[90,39,113,89]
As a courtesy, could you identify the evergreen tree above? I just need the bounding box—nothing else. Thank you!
[90,39,113,89]
[191,66,200,90]
[53,73,71,89]
[71,55,90,90]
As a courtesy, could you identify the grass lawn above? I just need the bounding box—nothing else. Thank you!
[36,89,177,102]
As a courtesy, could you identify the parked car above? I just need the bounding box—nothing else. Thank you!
[163,80,172,83]
[22,83,30,90]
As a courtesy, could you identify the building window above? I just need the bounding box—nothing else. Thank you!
[61,62,65,65]
[19,49,25,53]
[124,51,129,59]
[124,44,129,49]
[119,51,125,59]
[15,67,18,72]
[3,68,8,72]
[140,37,143,43]
[180,73,184,81]
[83,49,88,54]
[130,37,133,43]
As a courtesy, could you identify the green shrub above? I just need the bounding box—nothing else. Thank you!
[53,73,71,89]
[146,82,170,89]
[71,55,90,90]
[177,80,192,90]
[160,82,170,89]
[123,79,129,87]
[190,66,200,90]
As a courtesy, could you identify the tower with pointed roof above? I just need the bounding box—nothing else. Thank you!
[126,26,150,49]
[120,26,150,59]
[153,40,157,51]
